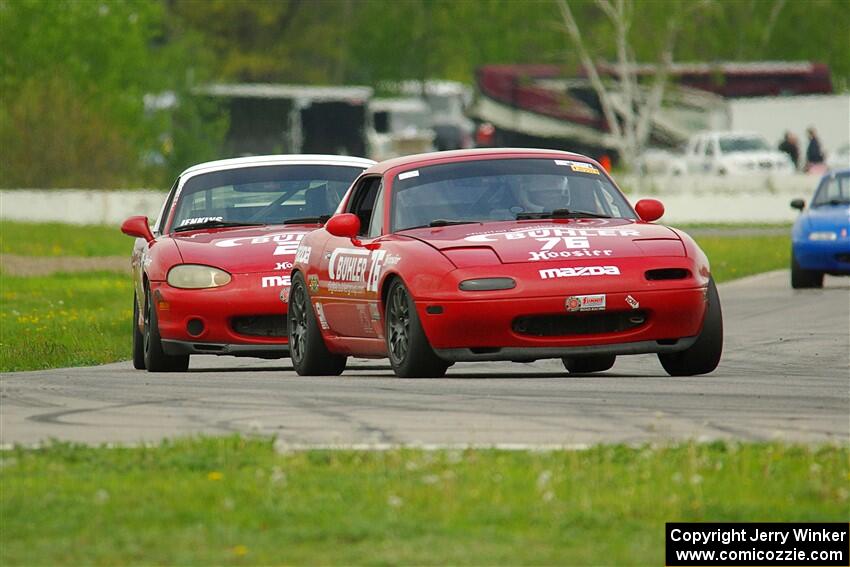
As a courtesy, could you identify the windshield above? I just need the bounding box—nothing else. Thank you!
[719,136,770,153]
[171,164,363,231]
[812,173,850,207]
[391,158,635,231]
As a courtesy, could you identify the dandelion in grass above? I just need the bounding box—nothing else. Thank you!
[207,471,223,481]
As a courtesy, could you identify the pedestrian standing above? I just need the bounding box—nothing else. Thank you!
[778,131,800,170]
[805,127,825,171]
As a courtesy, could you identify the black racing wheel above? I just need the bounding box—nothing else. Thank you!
[288,272,346,376]
[385,279,449,378]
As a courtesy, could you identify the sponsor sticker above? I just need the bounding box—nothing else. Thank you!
[539,265,620,279]
[398,170,420,180]
[261,275,291,288]
[566,294,606,312]
[466,226,639,242]
[314,302,329,330]
[279,287,289,303]
[294,245,312,264]
[555,159,599,175]
[275,261,293,270]
[215,232,307,257]
[327,248,387,294]
[528,248,613,262]
[465,226,639,262]
[178,216,223,227]
[625,295,639,309]
[307,274,320,294]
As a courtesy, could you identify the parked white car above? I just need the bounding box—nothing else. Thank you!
[367,98,436,161]
[684,131,794,175]
[826,143,850,170]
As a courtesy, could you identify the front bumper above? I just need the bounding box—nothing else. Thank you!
[436,337,698,362]
[416,287,708,362]
[161,339,288,358]
[793,240,850,273]
[150,271,290,349]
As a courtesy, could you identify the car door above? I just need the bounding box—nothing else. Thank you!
[319,176,387,338]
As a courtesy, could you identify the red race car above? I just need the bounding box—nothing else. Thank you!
[121,155,374,372]
[289,148,722,378]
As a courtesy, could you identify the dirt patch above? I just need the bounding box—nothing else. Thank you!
[0,254,130,276]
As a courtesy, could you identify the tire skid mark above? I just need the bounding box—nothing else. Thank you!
[28,398,191,426]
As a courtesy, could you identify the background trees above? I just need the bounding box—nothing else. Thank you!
[1,0,848,187]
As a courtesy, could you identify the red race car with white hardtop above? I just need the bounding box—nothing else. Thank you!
[121,154,373,371]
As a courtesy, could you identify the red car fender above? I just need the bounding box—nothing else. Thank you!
[371,235,458,305]
[143,238,184,282]
[670,228,712,282]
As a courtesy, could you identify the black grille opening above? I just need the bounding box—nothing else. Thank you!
[836,253,850,264]
[470,347,501,354]
[645,268,690,281]
[231,315,287,337]
[513,311,647,337]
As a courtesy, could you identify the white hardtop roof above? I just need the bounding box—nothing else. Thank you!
[369,97,431,112]
[180,154,375,178]
[198,83,373,102]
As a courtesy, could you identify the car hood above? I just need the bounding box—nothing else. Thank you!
[170,224,317,273]
[804,204,850,233]
[400,219,684,264]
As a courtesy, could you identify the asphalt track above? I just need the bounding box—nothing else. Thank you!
[2,270,848,447]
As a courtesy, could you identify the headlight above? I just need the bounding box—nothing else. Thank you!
[458,277,516,291]
[167,264,232,289]
[809,231,837,241]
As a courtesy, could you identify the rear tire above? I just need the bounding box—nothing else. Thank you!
[562,354,615,374]
[791,250,823,289]
[143,284,190,372]
[385,279,449,378]
[132,292,145,370]
[658,277,723,376]
[288,272,347,376]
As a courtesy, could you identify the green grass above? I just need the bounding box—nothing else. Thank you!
[0,272,131,372]
[1,437,846,565]
[0,220,131,256]
[695,235,789,283]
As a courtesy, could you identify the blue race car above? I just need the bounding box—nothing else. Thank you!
[790,168,850,288]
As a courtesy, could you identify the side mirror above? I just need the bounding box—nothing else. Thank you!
[121,216,154,242]
[325,213,361,239]
[790,199,805,211]
[635,199,664,222]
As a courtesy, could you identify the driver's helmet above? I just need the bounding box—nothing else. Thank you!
[512,174,571,212]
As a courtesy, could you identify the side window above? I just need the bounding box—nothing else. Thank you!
[156,177,180,234]
[705,139,715,157]
[367,187,385,238]
[346,177,383,237]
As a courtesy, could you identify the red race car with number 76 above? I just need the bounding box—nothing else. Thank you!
[289,148,722,378]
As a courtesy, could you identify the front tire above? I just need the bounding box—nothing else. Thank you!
[132,292,145,369]
[791,250,823,289]
[562,354,615,374]
[385,279,448,378]
[288,272,347,376]
[658,277,723,376]
[143,284,190,372]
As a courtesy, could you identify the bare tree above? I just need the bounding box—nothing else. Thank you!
[556,0,690,172]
